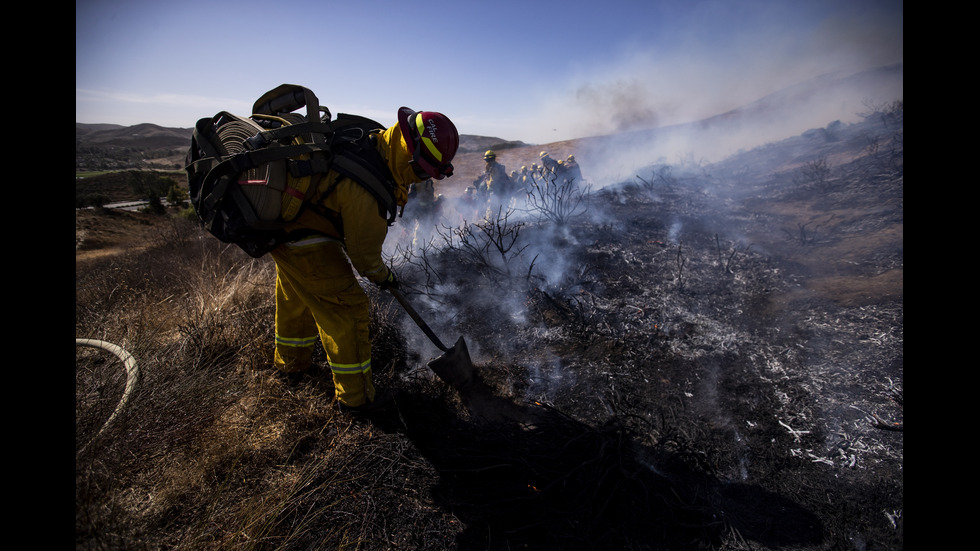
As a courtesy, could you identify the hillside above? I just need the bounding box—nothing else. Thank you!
[75,119,526,177]
[76,96,902,550]
[76,64,902,198]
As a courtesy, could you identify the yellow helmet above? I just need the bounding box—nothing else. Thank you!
[484,150,496,161]
[539,151,549,158]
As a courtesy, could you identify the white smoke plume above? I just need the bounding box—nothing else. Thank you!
[567,63,903,192]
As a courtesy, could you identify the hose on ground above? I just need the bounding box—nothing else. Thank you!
[76,338,140,446]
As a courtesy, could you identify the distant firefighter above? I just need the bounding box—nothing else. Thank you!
[539,151,559,176]
[529,163,542,182]
[406,178,442,221]
[475,149,518,200]
[518,165,532,191]
[563,154,583,184]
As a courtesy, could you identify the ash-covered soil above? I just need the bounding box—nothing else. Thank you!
[377,113,902,550]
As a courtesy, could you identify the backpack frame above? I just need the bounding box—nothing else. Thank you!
[186,84,398,257]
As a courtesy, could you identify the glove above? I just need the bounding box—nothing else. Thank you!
[377,268,399,290]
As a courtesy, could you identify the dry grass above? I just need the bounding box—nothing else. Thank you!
[76,215,466,550]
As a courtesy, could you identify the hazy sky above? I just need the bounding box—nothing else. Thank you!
[76,0,903,144]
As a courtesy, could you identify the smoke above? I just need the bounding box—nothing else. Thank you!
[573,79,666,134]
[530,1,900,142]
[667,219,683,244]
[387,62,902,398]
[524,352,575,404]
[562,62,902,193]
[383,181,597,398]
[512,1,902,189]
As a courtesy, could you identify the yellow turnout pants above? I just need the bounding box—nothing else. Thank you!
[271,237,375,407]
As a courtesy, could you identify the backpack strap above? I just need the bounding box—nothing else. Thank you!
[330,133,398,225]
[244,120,335,150]
[297,133,399,239]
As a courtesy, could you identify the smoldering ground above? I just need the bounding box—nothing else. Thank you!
[365,100,901,550]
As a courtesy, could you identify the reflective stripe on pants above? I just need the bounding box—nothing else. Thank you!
[271,238,376,406]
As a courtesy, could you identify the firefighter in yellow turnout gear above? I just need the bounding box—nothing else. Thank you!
[271,107,459,411]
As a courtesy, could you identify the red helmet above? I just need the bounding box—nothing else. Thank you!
[397,107,458,180]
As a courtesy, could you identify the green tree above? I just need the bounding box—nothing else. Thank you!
[166,183,189,208]
[127,171,176,203]
[142,195,166,214]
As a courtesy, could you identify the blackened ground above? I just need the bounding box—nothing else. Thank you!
[373,113,902,550]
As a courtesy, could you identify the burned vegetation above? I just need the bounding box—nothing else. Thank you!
[77,103,902,550]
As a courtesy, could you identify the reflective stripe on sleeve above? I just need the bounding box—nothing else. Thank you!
[284,235,343,249]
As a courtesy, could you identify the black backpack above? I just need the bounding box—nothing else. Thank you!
[185,84,398,258]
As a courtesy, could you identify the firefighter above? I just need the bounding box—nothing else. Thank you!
[481,149,517,200]
[416,178,439,207]
[408,178,443,221]
[471,151,492,196]
[539,151,559,177]
[564,154,583,184]
[530,163,543,182]
[270,107,459,413]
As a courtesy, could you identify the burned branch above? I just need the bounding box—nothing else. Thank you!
[524,171,591,226]
[795,157,833,191]
[389,237,446,292]
[434,206,533,286]
[784,221,817,246]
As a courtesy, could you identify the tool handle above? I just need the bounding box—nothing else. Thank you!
[388,288,449,352]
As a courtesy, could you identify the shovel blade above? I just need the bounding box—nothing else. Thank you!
[427,336,475,390]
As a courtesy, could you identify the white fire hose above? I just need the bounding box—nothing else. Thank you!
[76,338,140,443]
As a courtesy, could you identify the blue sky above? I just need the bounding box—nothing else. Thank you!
[76,0,902,144]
